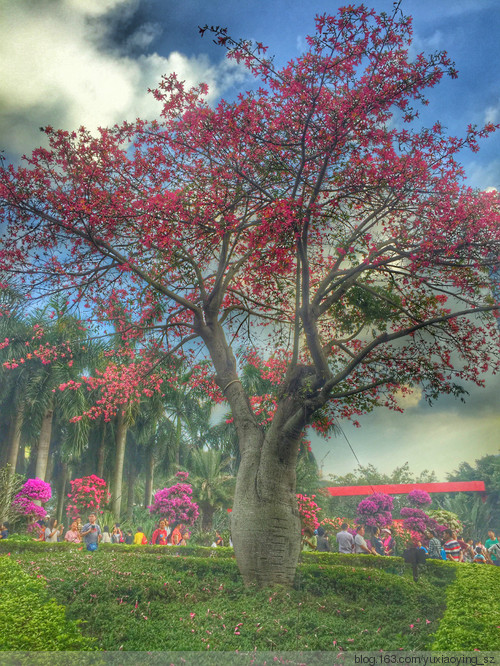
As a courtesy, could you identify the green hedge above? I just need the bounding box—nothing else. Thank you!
[0,538,235,559]
[0,555,95,651]
[431,564,500,650]
[5,547,447,651]
[300,551,457,585]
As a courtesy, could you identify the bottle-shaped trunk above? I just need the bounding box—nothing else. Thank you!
[230,436,301,587]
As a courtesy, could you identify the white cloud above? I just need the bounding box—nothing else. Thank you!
[0,0,247,156]
[485,105,499,124]
[466,159,500,191]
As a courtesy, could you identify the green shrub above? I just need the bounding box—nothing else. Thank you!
[431,564,500,650]
[0,555,95,651]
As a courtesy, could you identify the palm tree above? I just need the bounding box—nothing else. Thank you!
[187,448,235,530]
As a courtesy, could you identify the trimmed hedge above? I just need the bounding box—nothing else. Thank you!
[0,538,235,559]
[300,551,457,586]
[0,555,95,651]
[431,564,500,650]
[4,547,447,651]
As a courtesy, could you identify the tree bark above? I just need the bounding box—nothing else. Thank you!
[56,462,69,524]
[112,411,127,520]
[96,423,106,479]
[6,401,24,479]
[200,501,216,531]
[144,448,155,508]
[230,428,302,586]
[35,405,54,481]
[126,463,136,521]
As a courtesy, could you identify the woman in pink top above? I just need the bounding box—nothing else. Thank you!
[64,521,81,543]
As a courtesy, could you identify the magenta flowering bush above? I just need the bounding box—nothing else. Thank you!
[400,506,442,536]
[20,478,52,502]
[11,477,52,519]
[66,475,110,519]
[149,473,199,525]
[356,493,393,528]
[407,489,432,507]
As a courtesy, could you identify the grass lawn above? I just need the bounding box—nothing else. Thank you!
[0,541,461,653]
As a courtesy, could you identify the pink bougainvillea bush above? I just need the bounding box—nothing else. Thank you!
[406,489,432,507]
[400,506,442,537]
[356,493,393,528]
[149,472,199,525]
[11,477,52,521]
[296,494,321,532]
[66,475,110,519]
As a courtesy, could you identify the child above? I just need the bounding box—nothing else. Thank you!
[0,521,9,539]
[111,523,123,544]
[473,546,486,564]
[125,529,134,545]
[133,527,147,545]
[101,526,112,543]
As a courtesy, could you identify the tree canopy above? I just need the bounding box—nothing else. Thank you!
[1,4,499,585]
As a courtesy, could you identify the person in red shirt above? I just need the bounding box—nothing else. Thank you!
[151,519,170,545]
[442,529,462,562]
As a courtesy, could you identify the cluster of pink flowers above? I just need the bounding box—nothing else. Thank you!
[11,477,52,518]
[320,516,353,533]
[149,472,199,525]
[399,507,440,535]
[407,489,432,507]
[296,494,321,532]
[356,493,393,528]
[66,474,110,519]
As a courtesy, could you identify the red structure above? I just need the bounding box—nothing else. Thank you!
[325,481,486,499]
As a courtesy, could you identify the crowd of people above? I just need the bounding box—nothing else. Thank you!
[302,523,500,565]
[2,513,194,552]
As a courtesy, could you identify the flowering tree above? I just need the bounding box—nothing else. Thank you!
[149,471,199,526]
[1,6,500,585]
[296,493,321,532]
[356,493,393,528]
[11,478,51,522]
[66,474,110,520]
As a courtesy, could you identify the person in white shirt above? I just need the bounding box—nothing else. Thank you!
[336,522,354,554]
[44,518,60,543]
[354,525,372,554]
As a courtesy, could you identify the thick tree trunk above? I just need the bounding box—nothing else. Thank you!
[230,434,302,586]
[96,423,106,479]
[6,401,24,479]
[112,411,127,520]
[35,406,54,481]
[199,318,307,587]
[144,449,155,508]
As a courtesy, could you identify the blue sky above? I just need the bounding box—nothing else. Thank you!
[1,0,499,478]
